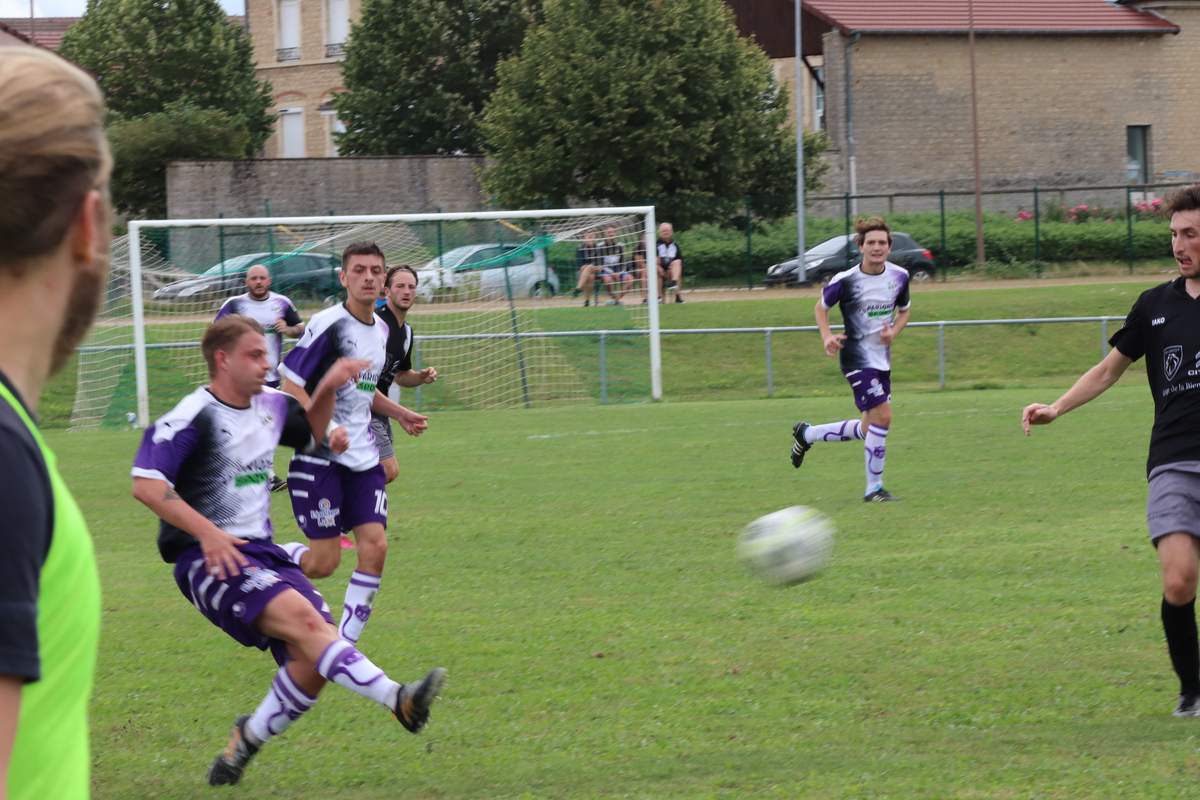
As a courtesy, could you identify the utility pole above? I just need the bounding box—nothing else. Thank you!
[967,0,986,265]
[795,0,807,279]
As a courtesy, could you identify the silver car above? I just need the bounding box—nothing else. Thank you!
[416,243,559,301]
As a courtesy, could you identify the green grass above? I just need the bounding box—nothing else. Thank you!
[56,383,1200,799]
[43,278,1160,428]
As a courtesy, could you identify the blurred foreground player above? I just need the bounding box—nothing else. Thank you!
[0,47,109,800]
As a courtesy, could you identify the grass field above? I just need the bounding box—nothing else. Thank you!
[57,377,1200,799]
[42,278,1160,427]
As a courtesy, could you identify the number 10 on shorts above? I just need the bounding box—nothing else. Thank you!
[373,489,388,516]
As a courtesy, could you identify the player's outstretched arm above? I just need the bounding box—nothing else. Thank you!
[131,477,248,579]
[281,378,311,408]
[372,391,428,436]
[396,367,437,387]
[1022,347,1133,435]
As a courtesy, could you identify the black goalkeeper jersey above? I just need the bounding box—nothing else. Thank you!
[1109,277,1200,476]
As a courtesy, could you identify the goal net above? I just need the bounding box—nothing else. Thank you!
[69,207,661,429]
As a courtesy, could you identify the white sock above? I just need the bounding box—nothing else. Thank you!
[315,639,401,709]
[278,541,309,568]
[339,571,381,644]
[804,420,863,444]
[864,424,889,494]
[245,665,317,745]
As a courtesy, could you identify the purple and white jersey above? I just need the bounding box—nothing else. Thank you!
[215,292,302,383]
[279,304,388,472]
[820,262,911,372]
[132,386,314,563]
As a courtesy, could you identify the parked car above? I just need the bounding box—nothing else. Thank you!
[152,251,341,301]
[764,232,936,286]
[415,242,559,301]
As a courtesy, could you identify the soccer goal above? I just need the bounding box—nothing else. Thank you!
[69,207,662,429]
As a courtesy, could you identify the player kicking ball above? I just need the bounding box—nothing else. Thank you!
[789,217,911,502]
[131,315,445,786]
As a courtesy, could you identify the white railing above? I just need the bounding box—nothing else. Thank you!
[78,315,1124,407]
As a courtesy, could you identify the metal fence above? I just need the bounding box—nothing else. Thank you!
[80,315,1125,411]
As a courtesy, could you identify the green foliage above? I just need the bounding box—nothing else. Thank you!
[60,0,273,153]
[106,104,249,217]
[480,0,822,227]
[336,0,540,155]
[665,209,1172,279]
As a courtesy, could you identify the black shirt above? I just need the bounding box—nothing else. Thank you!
[576,243,602,269]
[375,304,413,398]
[1109,277,1200,476]
[0,370,54,681]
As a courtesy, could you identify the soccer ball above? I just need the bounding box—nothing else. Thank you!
[737,506,834,585]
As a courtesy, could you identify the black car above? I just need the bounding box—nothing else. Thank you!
[152,251,342,302]
[764,232,936,286]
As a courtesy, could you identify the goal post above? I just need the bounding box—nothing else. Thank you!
[99,206,662,430]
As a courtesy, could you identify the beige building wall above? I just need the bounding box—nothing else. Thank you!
[771,55,826,134]
[819,17,1200,202]
[247,0,361,157]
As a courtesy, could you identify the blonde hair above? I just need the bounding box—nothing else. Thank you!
[0,48,111,269]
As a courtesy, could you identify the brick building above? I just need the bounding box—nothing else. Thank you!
[245,0,357,158]
[729,0,1199,202]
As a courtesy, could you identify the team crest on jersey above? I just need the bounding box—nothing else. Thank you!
[310,497,340,528]
[1164,345,1184,382]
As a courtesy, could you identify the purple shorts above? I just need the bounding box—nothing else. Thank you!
[172,540,333,666]
[844,368,892,412]
[287,454,387,539]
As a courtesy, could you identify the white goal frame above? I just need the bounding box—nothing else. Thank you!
[127,206,662,426]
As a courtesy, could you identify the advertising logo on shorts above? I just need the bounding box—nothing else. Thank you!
[1164,345,1184,382]
[310,497,339,529]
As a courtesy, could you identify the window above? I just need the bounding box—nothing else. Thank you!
[279,108,305,158]
[277,0,301,61]
[1127,125,1150,185]
[812,67,825,131]
[320,100,344,156]
[325,0,348,57]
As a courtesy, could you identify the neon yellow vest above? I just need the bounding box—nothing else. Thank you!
[0,382,100,800]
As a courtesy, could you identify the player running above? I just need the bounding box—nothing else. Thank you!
[277,242,428,645]
[373,265,438,484]
[131,315,445,786]
[789,217,911,502]
[215,263,305,492]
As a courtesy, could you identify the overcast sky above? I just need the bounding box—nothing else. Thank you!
[0,0,243,17]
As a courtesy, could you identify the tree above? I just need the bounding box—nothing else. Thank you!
[335,0,540,155]
[60,0,273,154]
[107,104,250,218]
[479,0,827,226]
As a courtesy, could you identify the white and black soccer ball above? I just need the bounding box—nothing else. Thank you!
[737,506,834,585]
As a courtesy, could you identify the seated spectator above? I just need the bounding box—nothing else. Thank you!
[656,222,684,303]
[571,230,611,307]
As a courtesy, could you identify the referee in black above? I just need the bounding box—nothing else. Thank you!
[1023,184,1200,716]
